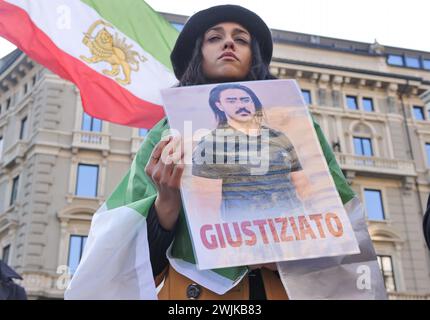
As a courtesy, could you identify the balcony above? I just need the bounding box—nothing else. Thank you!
[72,131,110,152]
[388,292,430,300]
[1,141,27,168]
[0,204,19,233]
[335,153,416,177]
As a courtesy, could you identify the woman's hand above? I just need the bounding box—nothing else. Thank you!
[145,136,185,231]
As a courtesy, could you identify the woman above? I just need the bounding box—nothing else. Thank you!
[144,5,289,299]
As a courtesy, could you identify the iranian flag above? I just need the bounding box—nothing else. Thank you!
[0,0,179,128]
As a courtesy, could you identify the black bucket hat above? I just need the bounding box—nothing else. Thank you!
[170,5,273,80]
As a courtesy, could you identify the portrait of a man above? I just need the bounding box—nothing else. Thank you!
[192,83,310,221]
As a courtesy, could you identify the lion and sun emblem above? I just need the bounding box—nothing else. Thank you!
[80,20,147,86]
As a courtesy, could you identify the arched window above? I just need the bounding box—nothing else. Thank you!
[57,207,95,277]
[350,121,378,157]
[368,225,404,292]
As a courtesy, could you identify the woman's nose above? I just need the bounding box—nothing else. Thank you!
[223,39,235,50]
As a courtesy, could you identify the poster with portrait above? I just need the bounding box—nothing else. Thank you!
[161,79,360,270]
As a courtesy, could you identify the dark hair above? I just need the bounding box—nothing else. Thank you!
[178,36,276,87]
[208,84,262,125]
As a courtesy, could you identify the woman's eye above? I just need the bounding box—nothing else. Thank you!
[235,38,249,44]
[208,36,221,42]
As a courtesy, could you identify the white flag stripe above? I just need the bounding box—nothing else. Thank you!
[167,245,247,295]
[65,206,157,300]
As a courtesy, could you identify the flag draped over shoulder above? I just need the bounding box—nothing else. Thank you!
[0,0,179,128]
[65,117,387,299]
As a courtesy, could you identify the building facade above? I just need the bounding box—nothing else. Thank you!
[0,13,429,299]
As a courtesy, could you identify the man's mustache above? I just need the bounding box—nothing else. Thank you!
[236,108,251,115]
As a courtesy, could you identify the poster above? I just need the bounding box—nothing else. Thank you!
[161,79,360,270]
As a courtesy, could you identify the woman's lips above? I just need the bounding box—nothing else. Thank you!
[219,52,238,61]
[220,56,237,61]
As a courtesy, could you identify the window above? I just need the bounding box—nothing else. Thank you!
[81,112,102,132]
[171,23,184,32]
[6,97,11,110]
[362,98,374,112]
[20,116,28,140]
[10,175,19,206]
[364,189,385,220]
[387,54,404,66]
[353,137,373,156]
[425,143,430,167]
[405,56,420,69]
[75,164,99,197]
[301,90,312,105]
[2,245,10,265]
[23,83,28,95]
[377,255,396,292]
[0,136,3,160]
[139,128,148,137]
[346,95,358,110]
[413,106,425,120]
[387,54,430,71]
[67,235,88,274]
[32,75,37,86]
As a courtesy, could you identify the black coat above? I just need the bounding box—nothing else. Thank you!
[0,260,27,300]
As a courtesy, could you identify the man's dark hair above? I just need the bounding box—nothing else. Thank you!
[208,84,263,126]
[178,36,276,87]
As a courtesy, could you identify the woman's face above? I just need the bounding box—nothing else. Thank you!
[201,22,252,82]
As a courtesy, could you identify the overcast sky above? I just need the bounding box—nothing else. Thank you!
[1,0,429,59]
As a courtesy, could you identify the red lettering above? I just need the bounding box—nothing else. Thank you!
[253,219,269,244]
[298,216,317,240]
[200,214,342,251]
[215,223,226,248]
[200,224,218,249]
[241,221,257,246]
[267,219,280,243]
[309,214,326,238]
[222,222,243,247]
[275,217,293,242]
[325,213,344,237]
[288,217,301,240]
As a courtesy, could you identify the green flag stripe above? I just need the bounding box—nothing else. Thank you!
[81,0,179,71]
[312,119,356,204]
